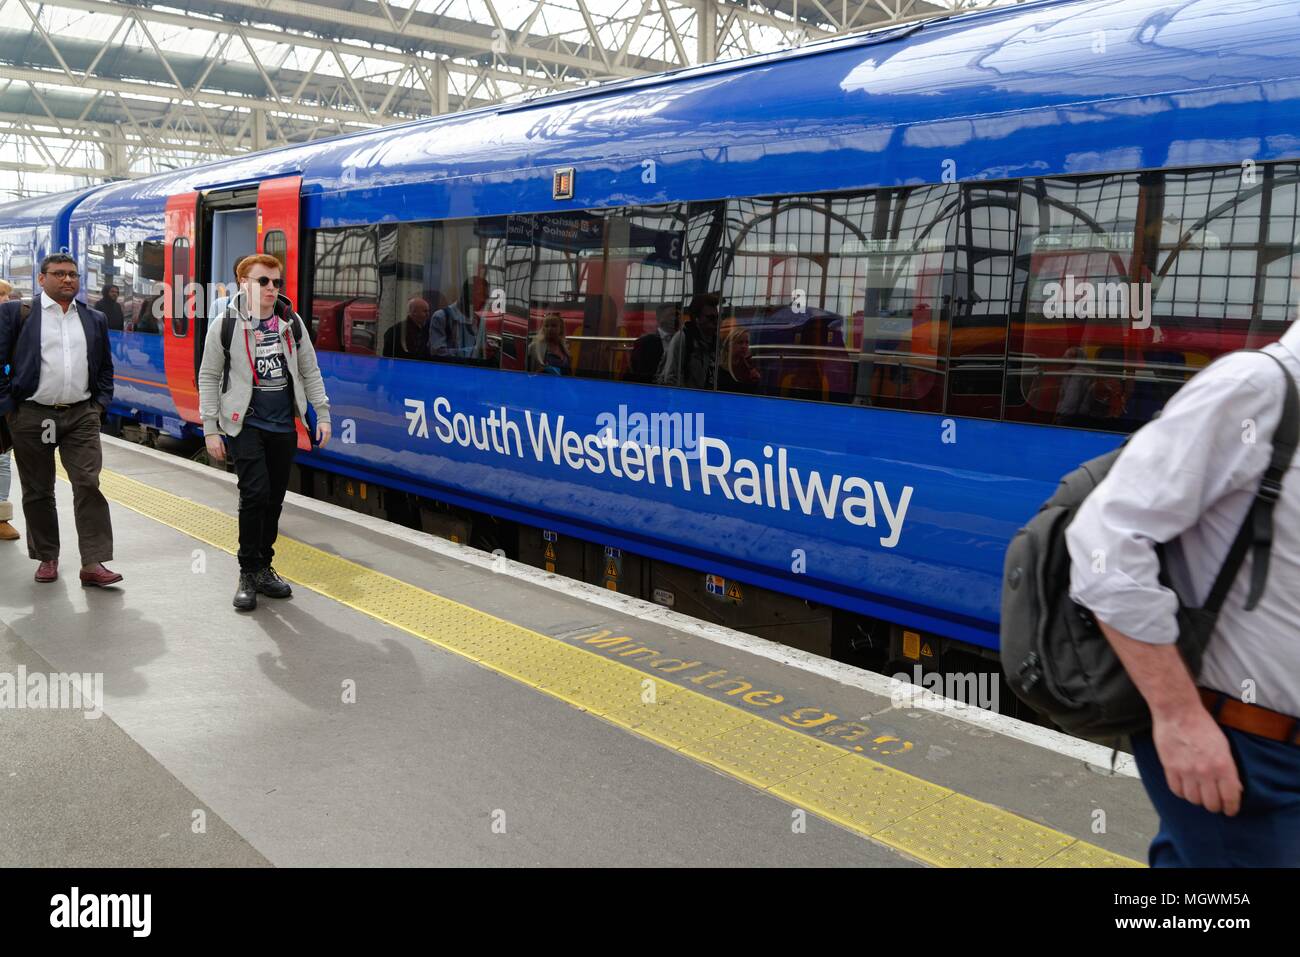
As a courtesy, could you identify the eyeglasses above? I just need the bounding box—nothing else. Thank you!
[45,270,78,280]
[252,276,284,288]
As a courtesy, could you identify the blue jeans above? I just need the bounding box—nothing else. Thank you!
[0,450,12,521]
[1131,725,1300,867]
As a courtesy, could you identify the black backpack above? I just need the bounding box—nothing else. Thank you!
[219,303,302,393]
[1000,350,1299,742]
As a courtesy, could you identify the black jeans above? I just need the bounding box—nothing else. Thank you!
[227,426,297,574]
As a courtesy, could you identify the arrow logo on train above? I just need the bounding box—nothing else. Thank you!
[405,399,428,438]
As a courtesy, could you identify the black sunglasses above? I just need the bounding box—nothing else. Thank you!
[253,276,284,288]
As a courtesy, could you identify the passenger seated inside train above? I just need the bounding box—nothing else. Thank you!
[716,317,761,394]
[627,303,679,383]
[528,311,572,375]
[383,296,433,361]
[430,277,488,361]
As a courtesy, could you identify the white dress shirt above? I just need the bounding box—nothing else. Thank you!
[1067,321,1300,717]
[30,294,91,406]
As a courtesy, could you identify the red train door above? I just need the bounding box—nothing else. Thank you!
[163,192,200,424]
[258,176,301,310]
[256,175,311,449]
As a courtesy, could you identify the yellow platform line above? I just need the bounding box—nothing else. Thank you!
[80,464,1142,868]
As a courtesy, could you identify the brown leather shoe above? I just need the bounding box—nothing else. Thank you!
[79,564,123,588]
[0,521,18,541]
[35,560,58,583]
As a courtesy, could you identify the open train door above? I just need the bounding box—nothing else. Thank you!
[257,175,312,451]
[163,191,200,424]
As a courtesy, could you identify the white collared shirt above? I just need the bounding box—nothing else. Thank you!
[30,294,91,406]
[1067,321,1300,717]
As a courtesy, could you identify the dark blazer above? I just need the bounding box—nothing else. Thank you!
[0,292,114,417]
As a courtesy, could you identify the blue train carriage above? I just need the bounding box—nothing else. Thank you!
[0,188,97,303]
[4,0,1298,683]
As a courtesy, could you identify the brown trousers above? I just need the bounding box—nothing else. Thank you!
[7,399,113,565]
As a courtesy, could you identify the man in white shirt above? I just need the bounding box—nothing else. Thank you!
[1067,321,1300,867]
[0,254,121,586]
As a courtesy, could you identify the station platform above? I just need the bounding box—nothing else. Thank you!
[0,436,1158,867]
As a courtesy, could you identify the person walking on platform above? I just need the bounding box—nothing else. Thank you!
[0,278,19,542]
[198,254,331,611]
[1067,321,1300,867]
[0,255,121,585]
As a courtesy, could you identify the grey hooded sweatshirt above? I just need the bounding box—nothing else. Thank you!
[197,291,331,438]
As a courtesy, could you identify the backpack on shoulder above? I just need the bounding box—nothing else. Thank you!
[1000,350,1299,742]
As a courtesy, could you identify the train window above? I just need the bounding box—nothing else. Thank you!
[379,217,508,368]
[0,233,34,297]
[516,206,690,382]
[1007,164,1300,433]
[1,230,32,297]
[945,184,1019,419]
[1004,174,1151,432]
[718,186,958,409]
[310,226,380,354]
[1155,163,1300,337]
[136,241,165,334]
[170,238,191,337]
[88,243,164,334]
[1257,162,1300,325]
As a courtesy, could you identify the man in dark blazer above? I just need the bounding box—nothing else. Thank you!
[0,252,122,586]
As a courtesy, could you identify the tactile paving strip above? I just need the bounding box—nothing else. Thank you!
[79,463,1143,868]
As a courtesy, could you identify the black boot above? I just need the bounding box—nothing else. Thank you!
[234,572,258,611]
[254,566,292,599]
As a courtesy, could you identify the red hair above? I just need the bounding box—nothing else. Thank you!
[235,254,283,279]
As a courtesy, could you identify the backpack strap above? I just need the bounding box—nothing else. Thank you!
[219,310,237,393]
[1204,350,1299,613]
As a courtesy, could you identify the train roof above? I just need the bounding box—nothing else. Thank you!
[0,186,101,233]
[63,0,1300,236]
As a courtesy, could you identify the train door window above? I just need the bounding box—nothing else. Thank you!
[207,209,257,316]
[170,237,191,337]
[310,226,380,354]
[946,184,1019,419]
[1004,173,1149,432]
[719,186,957,409]
[264,229,287,273]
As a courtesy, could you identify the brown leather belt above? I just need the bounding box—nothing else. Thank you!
[28,398,89,411]
[1200,688,1300,746]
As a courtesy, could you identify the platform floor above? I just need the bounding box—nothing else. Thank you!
[0,436,1157,867]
